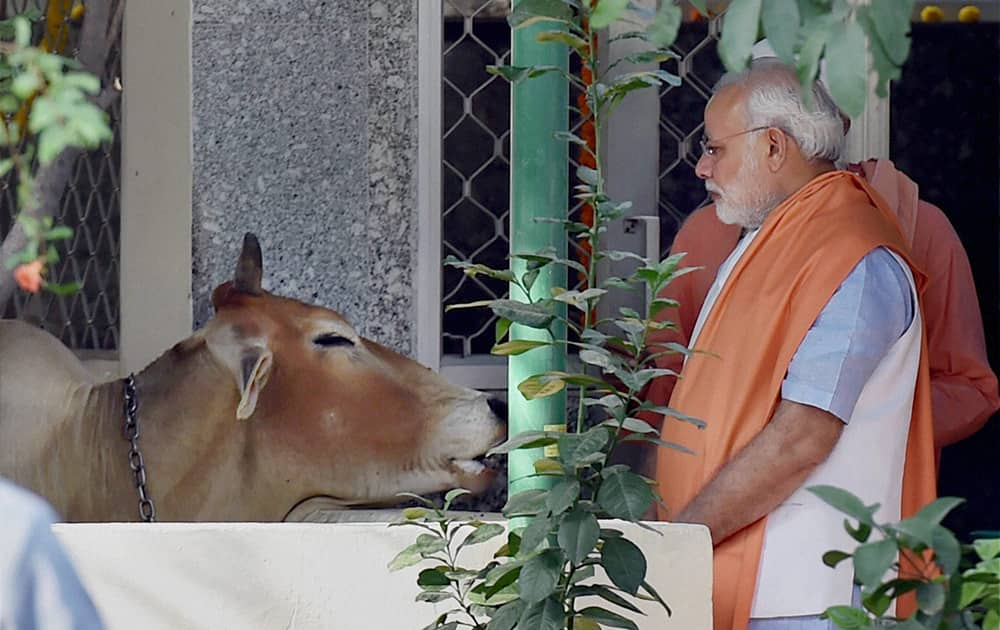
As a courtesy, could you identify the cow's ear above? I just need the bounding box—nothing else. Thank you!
[205,330,274,420]
[235,346,273,420]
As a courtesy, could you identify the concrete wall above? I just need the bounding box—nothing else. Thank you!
[190,0,419,354]
[54,521,713,629]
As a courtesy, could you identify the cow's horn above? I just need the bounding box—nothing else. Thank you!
[234,233,264,295]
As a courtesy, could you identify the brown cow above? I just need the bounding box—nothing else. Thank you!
[0,234,506,522]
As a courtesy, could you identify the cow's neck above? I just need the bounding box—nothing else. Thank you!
[79,338,281,522]
[129,337,287,521]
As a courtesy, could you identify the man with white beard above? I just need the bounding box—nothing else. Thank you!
[651,59,937,629]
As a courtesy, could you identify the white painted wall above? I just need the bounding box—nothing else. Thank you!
[54,521,712,629]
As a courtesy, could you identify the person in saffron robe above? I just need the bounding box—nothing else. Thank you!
[652,59,937,629]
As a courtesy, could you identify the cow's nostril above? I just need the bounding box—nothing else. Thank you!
[487,397,508,420]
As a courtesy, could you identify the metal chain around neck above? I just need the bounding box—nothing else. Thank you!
[123,374,155,522]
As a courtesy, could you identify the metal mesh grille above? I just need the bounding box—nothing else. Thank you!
[439,9,725,358]
[0,0,122,352]
[441,0,587,358]
[657,16,724,257]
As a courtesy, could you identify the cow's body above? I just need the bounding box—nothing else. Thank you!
[0,235,505,521]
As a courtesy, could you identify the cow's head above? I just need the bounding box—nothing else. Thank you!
[196,234,506,518]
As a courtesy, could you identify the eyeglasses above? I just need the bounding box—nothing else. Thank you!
[698,126,771,157]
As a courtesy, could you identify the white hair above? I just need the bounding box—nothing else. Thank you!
[714,58,844,162]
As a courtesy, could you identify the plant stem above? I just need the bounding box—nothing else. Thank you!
[576,17,604,435]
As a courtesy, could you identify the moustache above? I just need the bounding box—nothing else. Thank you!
[705,182,722,195]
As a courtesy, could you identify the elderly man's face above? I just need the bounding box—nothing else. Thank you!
[695,86,782,229]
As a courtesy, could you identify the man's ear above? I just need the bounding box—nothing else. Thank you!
[766,127,788,170]
[205,329,274,420]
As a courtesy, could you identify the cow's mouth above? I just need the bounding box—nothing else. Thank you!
[450,452,502,475]
[449,452,504,494]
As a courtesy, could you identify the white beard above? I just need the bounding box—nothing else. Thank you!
[709,153,784,229]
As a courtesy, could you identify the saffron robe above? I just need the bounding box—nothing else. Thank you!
[654,171,937,629]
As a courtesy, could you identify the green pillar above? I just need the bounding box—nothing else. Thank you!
[507,4,569,501]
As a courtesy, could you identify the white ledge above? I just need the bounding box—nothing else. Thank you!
[54,520,712,629]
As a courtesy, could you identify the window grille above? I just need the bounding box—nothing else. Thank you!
[439,5,724,361]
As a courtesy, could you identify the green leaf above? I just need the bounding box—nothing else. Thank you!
[559,428,609,467]
[576,606,639,630]
[402,507,429,520]
[518,374,567,400]
[489,431,559,456]
[519,549,565,603]
[508,0,574,29]
[558,508,600,565]
[576,165,600,186]
[620,49,678,67]
[853,538,898,589]
[868,0,913,66]
[916,581,945,615]
[856,7,900,99]
[761,1,801,63]
[572,616,602,630]
[915,497,965,527]
[589,0,629,30]
[389,534,447,571]
[415,590,451,603]
[503,489,550,518]
[11,70,42,101]
[472,580,520,606]
[619,434,694,455]
[930,525,961,574]
[822,550,852,569]
[825,20,868,119]
[418,568,452,587]
[546,478,581,516]
[638,580,672,615]
[44,225,73,240]
[959,580,988,610]
[807,486,877,526]
[444,488,470,509]
[487,64,566,85]
[486,600,526,630]
[520,515,554,555]
[718,0,763,72]
[0,158,13,177]
[496,317,512,343]
[493,339,552,356]
[579,348,615,370]
[387,547,423,571]
[554,130,589,147]
[517,597,565,630]
[569,584,643,614]
[844,519,873,544]
[821,605,871,629]
[14,16,31,47]
[534,458,566,475]
[490,299,554,329]
[462,523,507,548]
[645,2,682,48]
[973,538,1000,562]
[601,537,647,595]
[536,29,588,52]
[893,514,935,547]
[603,417,658,435]
[795,18,829,98]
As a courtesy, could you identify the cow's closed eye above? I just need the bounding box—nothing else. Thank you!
[313,334,354,348]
